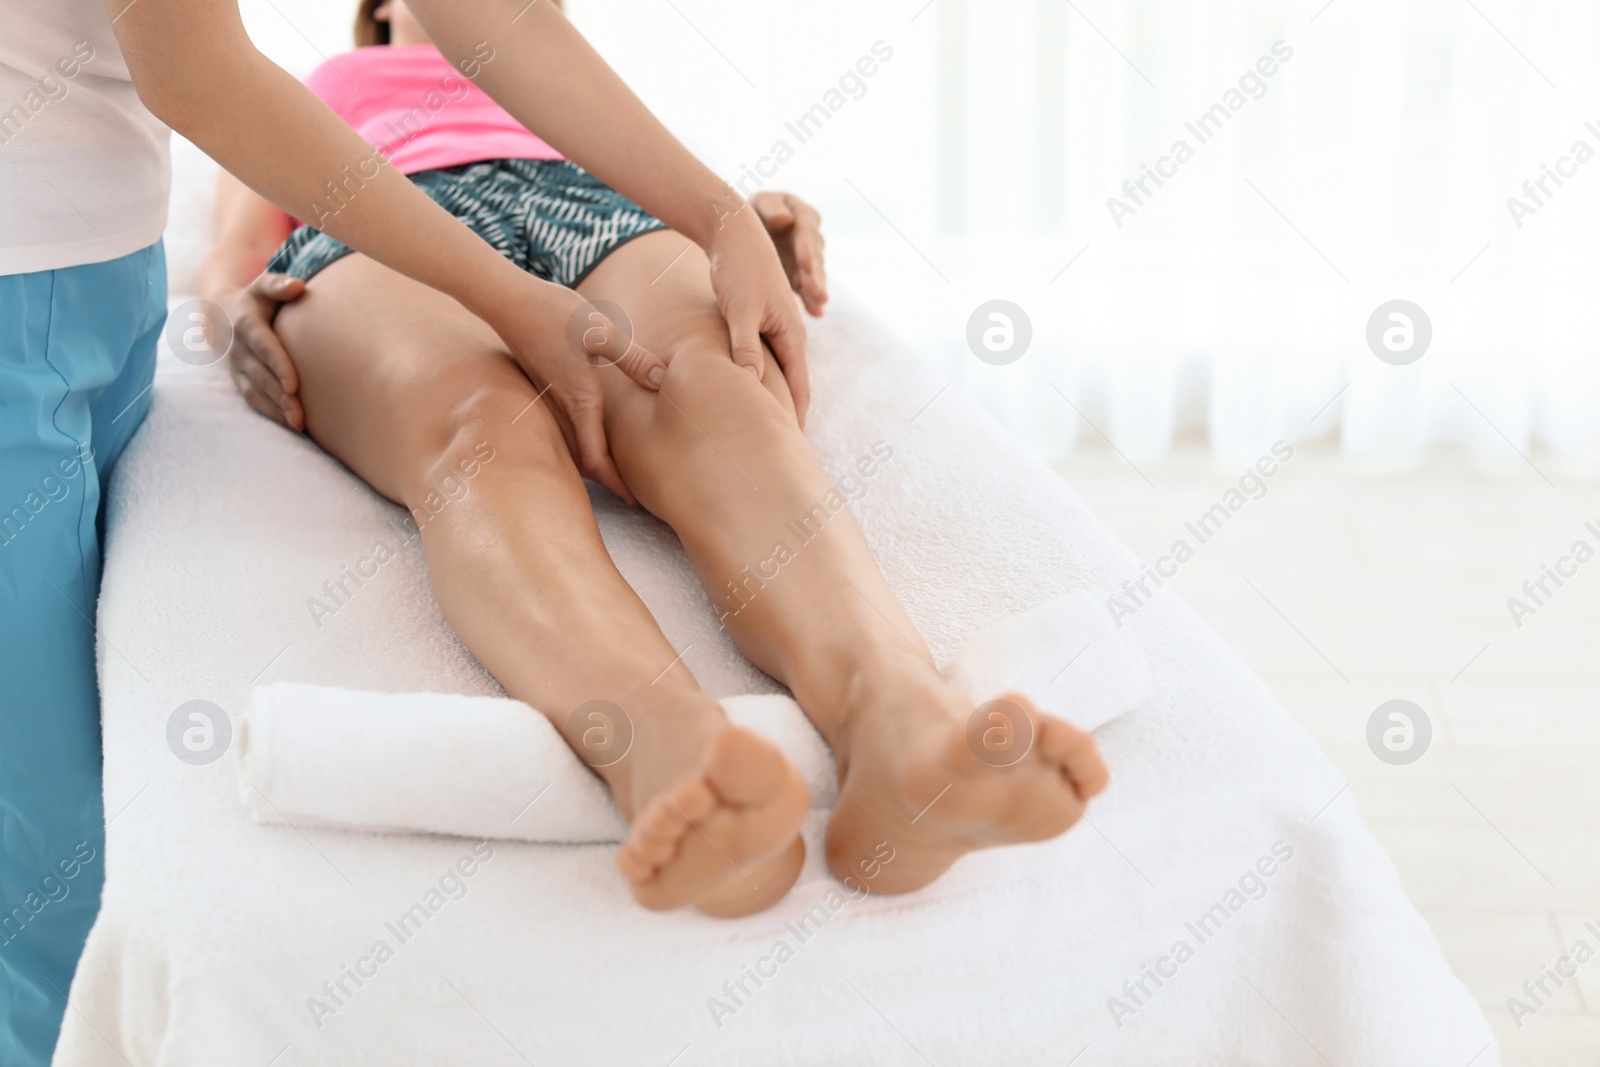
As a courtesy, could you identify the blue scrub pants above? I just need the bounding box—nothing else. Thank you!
[0,242,165,1066]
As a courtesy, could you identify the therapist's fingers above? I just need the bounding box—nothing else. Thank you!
[750,190,796,230]
[243,273,306,395]
[568,399,637,506]
[725,301,768,380]
[234,313,301,409]
[250,271,306,306]
[541,358,638,505]
[575,303,665,391]
[234,355,297,429]
[763,304,810,427]
[786,200,828,316]
[753,192,828,317]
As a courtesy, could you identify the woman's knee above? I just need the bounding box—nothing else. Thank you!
[403,371,571,503]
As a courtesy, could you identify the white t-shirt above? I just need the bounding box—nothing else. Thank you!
[0,0,170,275]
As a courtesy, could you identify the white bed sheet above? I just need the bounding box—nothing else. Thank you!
[57,213,1495,1064]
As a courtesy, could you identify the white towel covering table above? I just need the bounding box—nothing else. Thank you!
[58,289,1497,1066]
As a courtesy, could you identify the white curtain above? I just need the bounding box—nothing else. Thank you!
[573,0,1600,472]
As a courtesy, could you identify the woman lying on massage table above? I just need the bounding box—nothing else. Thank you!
[201,0,1107,917]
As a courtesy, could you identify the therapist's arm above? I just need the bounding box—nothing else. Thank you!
[406,0,812,421]
[105,0,660,502]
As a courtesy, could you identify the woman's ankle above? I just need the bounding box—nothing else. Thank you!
[560,682,723,816]
[787,639,943,758]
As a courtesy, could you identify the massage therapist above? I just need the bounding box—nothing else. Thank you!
[0,2,804,1062]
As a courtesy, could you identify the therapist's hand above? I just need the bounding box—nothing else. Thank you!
[488,274,667,506]
[704,207,811,426]
[225,273,306,431]
[752,191,828,318]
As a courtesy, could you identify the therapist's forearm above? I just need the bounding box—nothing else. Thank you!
[107,0,530,329]
[408,0,748,248]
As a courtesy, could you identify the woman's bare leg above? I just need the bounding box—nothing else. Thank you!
[580,232,1110,893]
[273,253,808,916]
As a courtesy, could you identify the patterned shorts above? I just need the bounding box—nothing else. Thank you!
[267,158,666,287]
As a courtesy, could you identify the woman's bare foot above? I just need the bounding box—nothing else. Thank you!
[614,720,809,917]
[824,654,1109,895]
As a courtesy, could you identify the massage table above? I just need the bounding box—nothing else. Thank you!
[53,144,1497,1065]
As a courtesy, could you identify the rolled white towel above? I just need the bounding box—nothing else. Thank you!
[238,590,1146,843]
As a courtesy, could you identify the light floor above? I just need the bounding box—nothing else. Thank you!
[1056,439,1600,1067]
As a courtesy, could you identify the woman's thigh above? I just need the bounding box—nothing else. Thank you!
[273,252,569,504]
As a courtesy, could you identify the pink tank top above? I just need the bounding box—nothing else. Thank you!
[306,44,563,175]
